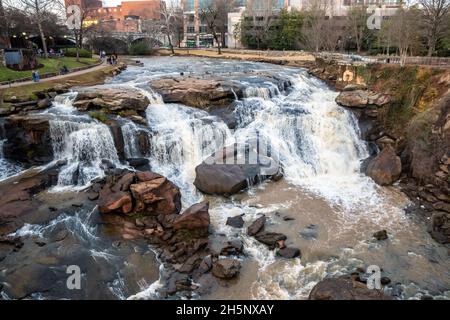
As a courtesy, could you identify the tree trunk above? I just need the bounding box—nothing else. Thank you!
[213,32,221,54]
[0,0,11,49]
[35,1,48,58]
[167,34,175,54]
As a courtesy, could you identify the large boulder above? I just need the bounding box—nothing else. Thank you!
[194,145,282,196]
[366,145,402,186]
[211,258,241,279]
[173,202,210,232]
[149,77,240,110]
[336,90,391,108]
[3,114,53,165]
[0,165,60,236]
[97,170,181,216]
[130,174,181,216]
[73,88,150,115]
[309,276,392,300]
[428,211,450,244]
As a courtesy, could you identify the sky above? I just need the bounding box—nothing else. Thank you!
[103,0,179,6]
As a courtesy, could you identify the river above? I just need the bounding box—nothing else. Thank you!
[0,57,448,300]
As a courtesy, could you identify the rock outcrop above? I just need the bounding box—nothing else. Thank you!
[97,170,181,216]
[429,212,450,244]
[2,114,53,165]
[73,88,150,116]
[336,90,391,108]
[366,145,402,186]
[194,145,282,196]
[309,276,392,300]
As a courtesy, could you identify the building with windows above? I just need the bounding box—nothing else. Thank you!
[64,0,161,33]
[181,0,246,48]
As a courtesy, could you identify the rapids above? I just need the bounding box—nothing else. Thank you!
[1,57,448,300]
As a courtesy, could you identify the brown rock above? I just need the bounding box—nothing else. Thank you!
[309,276,392,300]
[367,146,402,186]
[98,190,133,214]
[173,202,210,231]
[212,258,241,279]
[247,216,266,236]
[130,174,181,215]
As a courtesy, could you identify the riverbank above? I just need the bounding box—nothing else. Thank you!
[0,57,101,84]
[0,62,127,114]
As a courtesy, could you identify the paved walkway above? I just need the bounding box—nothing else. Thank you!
[0,62,108,89]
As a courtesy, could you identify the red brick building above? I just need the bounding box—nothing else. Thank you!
[65,0,161,33]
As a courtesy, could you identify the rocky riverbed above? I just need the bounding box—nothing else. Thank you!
[0,57,449,300]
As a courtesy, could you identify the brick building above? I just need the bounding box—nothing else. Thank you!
[65,0,161,33]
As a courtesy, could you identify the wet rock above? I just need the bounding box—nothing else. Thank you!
[211,258,241,279]
[130,174,181,216]
[0,165,61,236]
[73,88,149,115]
[107,120,125,160]
[299,224,318,240]
[3,114,53,165]
[247,216,266,236]
[127,158,151,171]
[193,145,281,196]
[277,247,301,259]
[98,190,133,214]
[309,276,392,300]
[149,77,241,110]
[366,145,402,185]
[373,230,388,241]
[381,277,391,285]
[254,231,287,249]
[220,240,244,256]
[429,212,450,244]
[197,255,213,274]
[226,215,244,228]
[173,202,210,233]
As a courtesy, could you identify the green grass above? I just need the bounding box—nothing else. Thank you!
[0,57,99,82]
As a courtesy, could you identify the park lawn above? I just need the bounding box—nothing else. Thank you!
[0,57,100,82]
[0,64,117,103]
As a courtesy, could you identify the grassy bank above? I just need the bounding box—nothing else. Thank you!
[0,57,99,82]
[0,64,119,104]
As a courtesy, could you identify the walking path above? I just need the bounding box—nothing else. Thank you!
[0,62,108,89]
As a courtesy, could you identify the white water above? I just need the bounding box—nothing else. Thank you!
[49,119,120,190]
[2,57,447,300]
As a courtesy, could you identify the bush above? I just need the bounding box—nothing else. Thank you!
[128,42,153,56]
[64,48,92,58]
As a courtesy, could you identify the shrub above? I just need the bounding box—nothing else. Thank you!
[64,48,92,58]
[128,42,153,56]
[89,110,108,123]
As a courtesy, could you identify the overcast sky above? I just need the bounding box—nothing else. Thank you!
[103,0,179,6]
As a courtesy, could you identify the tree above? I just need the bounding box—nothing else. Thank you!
[391,7,423,65]
[347,5,370,53]
[301,0,333,52]
[65,0,95,62]
[200,0,236,54]
[17,0,57,58]
[0,0,11,48]
[241,0,278,50]
[160,0,183,54]
[267,9,303,50]
[419,0,450,56]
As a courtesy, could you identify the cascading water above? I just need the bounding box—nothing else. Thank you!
[49,119,120,189]
[2,57,448,300]
[0,123,22,181]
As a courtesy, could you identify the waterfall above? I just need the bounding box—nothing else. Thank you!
[146,102,233,204]
[0,123,22,181]
[122,121,152,159]
[49,119,120,189]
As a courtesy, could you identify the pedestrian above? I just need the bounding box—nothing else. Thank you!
[31,70,36,82]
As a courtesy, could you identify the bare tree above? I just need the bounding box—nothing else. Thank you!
[0,0,11,48]
[200,0,236,54]
[302,0,333,52]
[392,7,423,65]
[65,0,96,61]
[347,4,369,53]
[160,1,183,54]
[419,0,450,56]
[17,0,57,58]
